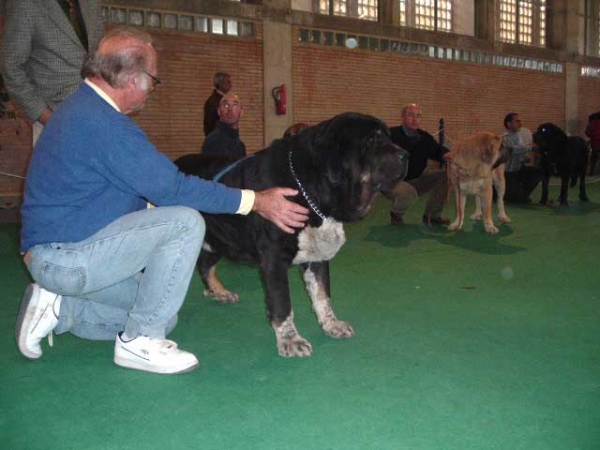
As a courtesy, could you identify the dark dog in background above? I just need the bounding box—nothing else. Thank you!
[532,123,589,206]
[175,113,408,357]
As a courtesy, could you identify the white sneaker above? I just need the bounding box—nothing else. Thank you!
[114,333,199,374]
[15,283,61,360]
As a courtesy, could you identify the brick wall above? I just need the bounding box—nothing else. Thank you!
[135,26,264,159]
[1,22,596,202]
[0,107,29,203]
[292,27,565,146]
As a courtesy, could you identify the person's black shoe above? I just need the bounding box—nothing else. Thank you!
[422,214,450,226]
[390,211,405,226]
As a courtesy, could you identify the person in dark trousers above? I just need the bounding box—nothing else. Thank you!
[384,103,450,226]
[501,113,542,203]
[203,72,231,136]
[202,92,246,159]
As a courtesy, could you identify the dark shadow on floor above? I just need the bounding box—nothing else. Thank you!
[364,221,524,255]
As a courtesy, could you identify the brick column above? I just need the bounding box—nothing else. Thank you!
[263,1,293,144]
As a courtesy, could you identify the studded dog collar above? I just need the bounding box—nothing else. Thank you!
[288,150,328,221]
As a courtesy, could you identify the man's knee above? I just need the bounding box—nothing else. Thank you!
[166,206,205,234]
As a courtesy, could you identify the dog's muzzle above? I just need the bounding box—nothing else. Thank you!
[378,148,409,190]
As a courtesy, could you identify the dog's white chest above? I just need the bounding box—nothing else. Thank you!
[293,219,346,264]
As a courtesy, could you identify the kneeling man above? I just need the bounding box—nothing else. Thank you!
[16,27,308,375]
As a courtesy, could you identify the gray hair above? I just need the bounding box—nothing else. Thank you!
[213,72,231,89]
[81,27,154,89]
[401,103,420,117]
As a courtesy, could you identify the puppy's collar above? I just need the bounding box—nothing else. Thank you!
[288,150,328,221]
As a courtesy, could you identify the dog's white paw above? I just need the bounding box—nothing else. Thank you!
[448,221,461,231]
[203,289,240,304]
[273,314,313,357]
[322,319,355,339]
[470,212,482,221]
[484,223,499,234]
[277,336,313,357]
[497,214,511,223]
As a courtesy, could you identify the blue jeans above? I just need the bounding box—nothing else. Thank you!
[26,206,205,340]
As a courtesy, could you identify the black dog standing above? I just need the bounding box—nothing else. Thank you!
[532,123,589,206]
[176,113,409,357]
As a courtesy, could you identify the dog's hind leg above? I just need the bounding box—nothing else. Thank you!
[578,170,589,201]
[199,251,240,303]
[480,183,499,234]
[470,196,483,221]
[539,166,552,205]
[261,259,312,357]
[493,167,510,223]
[300,262,354,339]
[448,188,466,231]
[559,175,570,206]
[570,174,578,188]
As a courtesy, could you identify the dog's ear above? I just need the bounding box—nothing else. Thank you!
[306,117,346,184]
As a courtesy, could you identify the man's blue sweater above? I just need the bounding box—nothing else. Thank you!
[21,83,242,252]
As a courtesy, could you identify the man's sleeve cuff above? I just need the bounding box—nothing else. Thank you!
[236,189,255,215]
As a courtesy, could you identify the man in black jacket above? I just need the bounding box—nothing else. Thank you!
[203,72,232,136]
[202,92,246,159]
[384,103,449,226]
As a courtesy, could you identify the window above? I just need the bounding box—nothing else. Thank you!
[318,0,378,21]
[584,0,600,57]
[497,0,546,46]
[399,0,453,33]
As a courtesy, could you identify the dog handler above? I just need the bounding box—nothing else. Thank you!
[16,27,309,375]
[384,103,450,226]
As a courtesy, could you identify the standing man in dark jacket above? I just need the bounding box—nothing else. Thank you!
[586,109,600,175]
[1,0,105,144]
[384,103,449,226]
[202,92,246,159]
[203,72,231,136]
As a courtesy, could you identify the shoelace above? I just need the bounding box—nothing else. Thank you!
[158,339,178,353]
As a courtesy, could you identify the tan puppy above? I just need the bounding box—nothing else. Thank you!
[445,131,510,234]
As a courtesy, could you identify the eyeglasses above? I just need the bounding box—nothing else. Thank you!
[220,101,241,110]
[142,71,162,88]
[405,113,422,119]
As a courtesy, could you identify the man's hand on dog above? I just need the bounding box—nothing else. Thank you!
[253,188,309,233]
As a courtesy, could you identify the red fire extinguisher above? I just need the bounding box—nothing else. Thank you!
[272,84,287,115]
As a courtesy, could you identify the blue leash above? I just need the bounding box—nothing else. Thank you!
[213,154,255,182]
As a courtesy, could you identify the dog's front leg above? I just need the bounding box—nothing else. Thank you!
[300,262,354,339]
[260,256,312,358]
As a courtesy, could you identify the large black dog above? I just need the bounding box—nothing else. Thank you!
[532,123,589,206]
[175,113,408,357]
